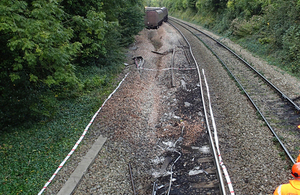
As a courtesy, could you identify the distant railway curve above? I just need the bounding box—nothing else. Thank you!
[169,17,300,165]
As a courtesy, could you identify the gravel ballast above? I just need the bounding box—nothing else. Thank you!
[44,21,300,195]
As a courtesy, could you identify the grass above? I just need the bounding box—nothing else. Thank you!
[0,64,123,194]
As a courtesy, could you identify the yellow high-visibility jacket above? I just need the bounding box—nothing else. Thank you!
[274,179,300,195]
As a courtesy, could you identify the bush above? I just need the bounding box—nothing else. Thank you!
[0,0,145,129]
[264,0,300,48]
[230,15,264,38]
[70,10,112,66]
[0,0,81,129]
[118,5,145,46]
[282,26,300,73]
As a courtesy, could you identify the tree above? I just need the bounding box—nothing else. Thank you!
[0,0,145,129]
[0,0,81,128]
[187,0,197,10]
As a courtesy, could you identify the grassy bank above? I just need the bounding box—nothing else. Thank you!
[0,64,123,194]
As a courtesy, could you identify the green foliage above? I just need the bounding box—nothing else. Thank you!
[195,0,228,14]
[230,15,263,38]
[145,0,161,7]
[61,0,104,16]
[0,64,121,193]
[118,5,145,45]
[282,26,300,73]
[264,0,300,48]
[0,0,144,129]
[83,74,108,90]
[61,0,114,66]
[0,0,143,193]
[62,0,144,66]
[147,0,300,75]
[226,0,265,19]
[0,0,82,128]
[71,10,111,66]
[187,0,197,10]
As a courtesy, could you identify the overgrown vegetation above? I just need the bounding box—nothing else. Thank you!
[0,0,144,193]
[146,0,300,78]
[0,64,123,194]
[0,0,144,129]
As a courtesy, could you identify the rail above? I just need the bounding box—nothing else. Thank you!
[168,21,227,195]
[169,18,296,164]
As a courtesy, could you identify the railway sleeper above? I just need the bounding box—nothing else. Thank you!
[190,180,220,188]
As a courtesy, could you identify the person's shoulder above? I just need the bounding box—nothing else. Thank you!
[273,184,283,195]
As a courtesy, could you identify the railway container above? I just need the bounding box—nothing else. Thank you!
[144,7,168,28]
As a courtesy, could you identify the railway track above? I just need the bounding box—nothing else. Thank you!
[52,23,227,195]
[46,19,299,195]
[149,23,226,194]
[169,17,300,164]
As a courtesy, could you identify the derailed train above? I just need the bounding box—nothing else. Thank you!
[144,7,168,29]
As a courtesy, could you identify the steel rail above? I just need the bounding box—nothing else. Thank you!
[169,18,296,164]
[168,21,227,195]
[170,17,300,111]
[128,163,137,195]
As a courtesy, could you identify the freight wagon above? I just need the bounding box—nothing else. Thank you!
[144,7,168,29]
